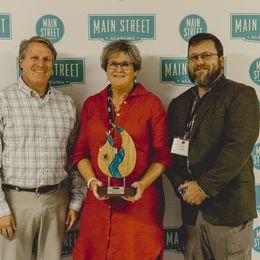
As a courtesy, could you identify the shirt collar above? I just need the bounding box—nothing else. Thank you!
[18,77,52,98]
[100,82,149,100]
[129,83,150,97]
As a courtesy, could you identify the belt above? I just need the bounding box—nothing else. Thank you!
[2,182,63,194]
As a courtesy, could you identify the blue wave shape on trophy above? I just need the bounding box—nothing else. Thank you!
[107,133,113,145]
[107,125,124,178]
[109,148,124,178]
[114,125,123,134]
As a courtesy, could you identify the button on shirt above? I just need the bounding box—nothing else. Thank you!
[0,77,84,217]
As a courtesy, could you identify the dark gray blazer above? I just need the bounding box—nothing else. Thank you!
[167,75,260,225]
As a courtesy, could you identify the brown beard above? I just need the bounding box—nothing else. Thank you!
[188,60,222,87]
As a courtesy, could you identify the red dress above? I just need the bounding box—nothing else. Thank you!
[72,84,171,260]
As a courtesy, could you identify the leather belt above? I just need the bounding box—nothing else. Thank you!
[2,182,63,194]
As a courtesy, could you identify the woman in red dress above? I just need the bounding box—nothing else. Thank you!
[72,40,171,260]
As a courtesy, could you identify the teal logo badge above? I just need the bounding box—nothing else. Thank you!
[179,14,207,42]
[163,227,183,252]
[256,185,260,212]
[231,14,260,42]
[89,14,155,41]
[62,229,78,256]
[18,58,85,87]
[253,226,260,252]
[160,57,192,86]
[249,58,260,85]
[36,15,64,43]
[0,13,11,39]
[252,143,260,170]
[51,58,85,86]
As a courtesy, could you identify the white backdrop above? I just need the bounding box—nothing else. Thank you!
[0,1,260,259]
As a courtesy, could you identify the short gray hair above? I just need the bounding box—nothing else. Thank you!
[100,40,142,72]
[19,36,57,65]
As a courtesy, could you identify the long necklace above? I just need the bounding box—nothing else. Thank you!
[107,86,115,134]
[107,84,136,134]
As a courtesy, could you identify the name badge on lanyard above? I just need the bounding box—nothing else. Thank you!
[171,137,189,157]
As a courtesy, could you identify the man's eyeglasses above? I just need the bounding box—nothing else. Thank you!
[188,52,219,63]
[107,61,133,71]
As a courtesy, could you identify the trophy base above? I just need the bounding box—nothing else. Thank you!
[97,186,137,197]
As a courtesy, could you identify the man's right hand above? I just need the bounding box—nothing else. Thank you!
[0,215,16,240]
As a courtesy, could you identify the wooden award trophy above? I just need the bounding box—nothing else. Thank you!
[97,125,137,197]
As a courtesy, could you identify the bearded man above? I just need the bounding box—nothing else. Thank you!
[167,33,259,260]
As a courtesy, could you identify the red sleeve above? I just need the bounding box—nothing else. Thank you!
[149,96,172,168]
[72,99,90,166]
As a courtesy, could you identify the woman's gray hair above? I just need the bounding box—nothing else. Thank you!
[100,40,142,72]
[19,36,57,65]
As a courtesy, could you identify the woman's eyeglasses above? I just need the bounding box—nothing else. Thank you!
[107,61,133,71]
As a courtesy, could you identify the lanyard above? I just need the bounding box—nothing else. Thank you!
[107,86,114,133]
[184,74,222,139]
[106,83,137,134]
[184,95,204,179]
[184,95,203,139]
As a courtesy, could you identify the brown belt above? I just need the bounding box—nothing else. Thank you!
[2,182,63,194]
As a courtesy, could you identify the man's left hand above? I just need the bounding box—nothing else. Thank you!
[180,181,207,205]
[65,209,78,231]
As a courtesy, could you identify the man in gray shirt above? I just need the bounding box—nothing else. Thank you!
[0,36,84,260]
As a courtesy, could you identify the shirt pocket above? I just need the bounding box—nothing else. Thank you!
[54,113,75,142]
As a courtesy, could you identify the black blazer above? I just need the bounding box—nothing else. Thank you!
[167,76,260,225]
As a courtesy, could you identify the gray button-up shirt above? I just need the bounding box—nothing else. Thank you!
[0,77,84,217]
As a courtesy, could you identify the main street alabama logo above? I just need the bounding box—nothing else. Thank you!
[253,226,260,252]
[164,227,183,253]
[249,58,260,85]
[89,14,155,42]
[61,228,183,256]
[160,57,192,86]
[252,142,260,170]
[231,14,260,42]
[160,57,226,86]
[0,13,11,39]
[36,14,64,43]
[51,58,85,86]
[18,58,85,87]
[179,14,207,42]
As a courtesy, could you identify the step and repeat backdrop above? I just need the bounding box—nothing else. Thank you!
[0,1,260,259]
